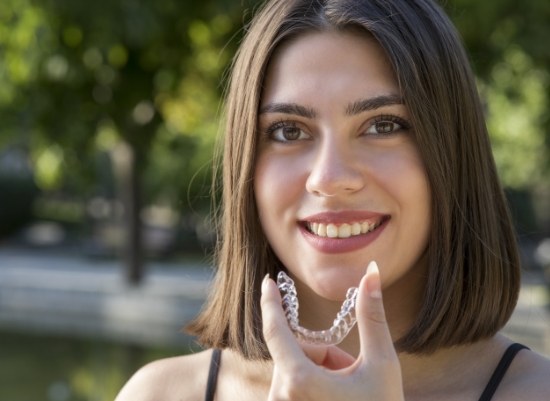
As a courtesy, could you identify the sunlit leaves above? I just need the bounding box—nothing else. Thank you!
[0,0,50,103]
[33,144,64,190]
[448,0,550,191]
[484,47,548,189]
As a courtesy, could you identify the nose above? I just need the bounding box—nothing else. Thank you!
[305,141,365,197]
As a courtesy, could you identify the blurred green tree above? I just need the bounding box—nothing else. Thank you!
[0,0,260,282]
[0,0,44,238]
[1,0,549,277]
[446,0,550,233]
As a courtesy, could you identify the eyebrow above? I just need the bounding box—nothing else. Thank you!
[258,94,404,119]
[345,94,404,116]
[258,102,317,118]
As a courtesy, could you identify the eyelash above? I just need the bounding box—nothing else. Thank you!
[264,120,309,142]
[263,114,412,142]
[366,114,411,136]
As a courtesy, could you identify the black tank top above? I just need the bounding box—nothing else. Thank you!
[204,343,528,401]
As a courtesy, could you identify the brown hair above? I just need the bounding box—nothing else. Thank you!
[186,0,520,359]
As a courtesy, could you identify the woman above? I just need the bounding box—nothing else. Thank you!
[116,0,550,400]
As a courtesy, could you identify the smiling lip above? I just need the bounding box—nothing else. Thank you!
[298,211,390,254]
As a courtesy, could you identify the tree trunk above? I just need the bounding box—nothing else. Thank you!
[112,140,144,285]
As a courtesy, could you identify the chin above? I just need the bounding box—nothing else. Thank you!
[301,270,362,302]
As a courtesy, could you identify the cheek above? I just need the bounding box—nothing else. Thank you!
[254,153,305,220]
[370,147,431,224]
[372,145,428,191]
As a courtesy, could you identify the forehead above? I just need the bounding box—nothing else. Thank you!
[261,30,400,106]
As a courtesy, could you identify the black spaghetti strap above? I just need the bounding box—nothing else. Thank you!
[205,349,222,401]
[477,343,529,401]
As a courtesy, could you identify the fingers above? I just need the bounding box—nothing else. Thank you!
[260,275,308,370]
[261,266,403,400]
[261,263,398,371]
[356,261,398,362]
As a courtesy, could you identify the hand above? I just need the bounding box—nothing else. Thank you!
[260,261,404,401]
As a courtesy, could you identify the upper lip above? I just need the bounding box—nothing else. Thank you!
[299,210,389,225]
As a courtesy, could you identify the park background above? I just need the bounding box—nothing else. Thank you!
[1,0,550,400]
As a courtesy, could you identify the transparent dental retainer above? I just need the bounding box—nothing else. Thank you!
[276,271,359,345]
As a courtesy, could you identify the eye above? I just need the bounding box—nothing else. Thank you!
[365,115,411,136]
[266,121,310,142]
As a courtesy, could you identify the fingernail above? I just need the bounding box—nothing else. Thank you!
[261,273,270,294]
[366,261,382,299]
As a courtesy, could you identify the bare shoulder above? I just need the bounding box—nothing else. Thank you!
[115,349,213,401]
[500,348,550,400]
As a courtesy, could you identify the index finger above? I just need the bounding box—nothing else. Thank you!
[261,275,308,369]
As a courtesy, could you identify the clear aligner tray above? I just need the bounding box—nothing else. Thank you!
[277,271,358,345]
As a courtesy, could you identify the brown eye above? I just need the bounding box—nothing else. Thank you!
[365,115,411,136]
[282,126,302,140]
[374,121,397,134]
[266,121,310,142]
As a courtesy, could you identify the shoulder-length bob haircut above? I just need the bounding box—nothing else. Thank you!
[187,0,520,360]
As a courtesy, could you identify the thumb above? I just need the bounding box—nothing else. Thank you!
[357,261,397,361]
[260,275,307,370]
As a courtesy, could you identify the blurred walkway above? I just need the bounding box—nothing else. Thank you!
[503,269,550,355]
[0,247,212,349]
[0,247,549,355]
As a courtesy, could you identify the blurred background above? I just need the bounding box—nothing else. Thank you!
[0,0,549,400]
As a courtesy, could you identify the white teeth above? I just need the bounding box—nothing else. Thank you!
[308,220,381,238]
[326,224,338,238]
[338,223,351,238]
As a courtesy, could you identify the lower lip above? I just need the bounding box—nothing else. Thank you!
[299,218,389,254]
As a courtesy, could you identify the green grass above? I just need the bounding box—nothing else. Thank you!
[0,330,189,401]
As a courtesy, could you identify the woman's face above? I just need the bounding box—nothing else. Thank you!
[254,30,431,301]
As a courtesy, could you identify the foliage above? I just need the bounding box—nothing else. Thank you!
[0,0,549,232]
[447,0,550,191]
[482,47,548,189]
[0,0,257,211]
